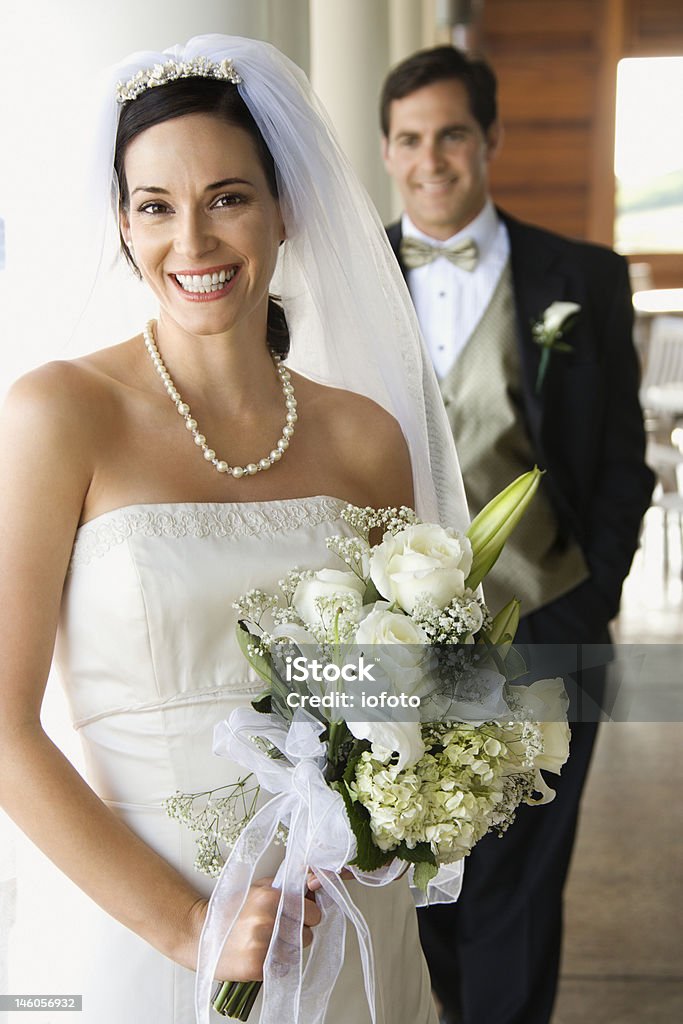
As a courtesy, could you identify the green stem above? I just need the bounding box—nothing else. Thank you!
[535,347,551,394]
[213,979,262,1020]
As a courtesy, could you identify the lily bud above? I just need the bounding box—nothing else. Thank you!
[484,598,521,651]
[465,468,543,590]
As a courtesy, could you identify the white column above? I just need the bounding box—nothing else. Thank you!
[387,0,427,220]
[269,0,311,74]
[422,0,439,46]
[389,0,426,64]
[310,0,391,219]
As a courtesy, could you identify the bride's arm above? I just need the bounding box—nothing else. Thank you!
[0,364,319,980]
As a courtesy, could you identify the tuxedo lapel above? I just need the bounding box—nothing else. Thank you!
[386,221,407,280]
[501,211,567,456]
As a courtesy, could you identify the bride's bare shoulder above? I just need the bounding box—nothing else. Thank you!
[1,337,143,437]
[295,373,406,442]
[293,373,414,506]
[4,339,141,411]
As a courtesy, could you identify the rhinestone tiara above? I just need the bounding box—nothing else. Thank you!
[116,56,242,104]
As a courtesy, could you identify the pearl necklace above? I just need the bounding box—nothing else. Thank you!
[143,320,297,479]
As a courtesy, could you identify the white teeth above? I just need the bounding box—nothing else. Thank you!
[421,180,454,192]
[174,268,237,293]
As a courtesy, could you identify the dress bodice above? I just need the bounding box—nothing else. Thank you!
[55,496,348,811]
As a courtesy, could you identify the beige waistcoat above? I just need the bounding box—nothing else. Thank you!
[440,262,588,616]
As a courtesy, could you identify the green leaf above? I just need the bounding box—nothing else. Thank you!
[251,692,272,715]
[412,860,440,892]
[363,579,382,605]
[236,622,295,720]
[394,840,437,866]
[331,753,395,872]
[235,621,273,687]
[342,739,371,784]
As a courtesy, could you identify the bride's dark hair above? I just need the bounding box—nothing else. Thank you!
[114,78,289,357]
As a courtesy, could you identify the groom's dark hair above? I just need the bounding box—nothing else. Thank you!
[380,46,498,137]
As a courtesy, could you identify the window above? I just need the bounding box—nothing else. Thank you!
[614,56,683,254]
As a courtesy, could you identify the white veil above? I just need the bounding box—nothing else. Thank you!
[87,33,469,529]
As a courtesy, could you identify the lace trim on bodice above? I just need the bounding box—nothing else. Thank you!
[69,496,347,569]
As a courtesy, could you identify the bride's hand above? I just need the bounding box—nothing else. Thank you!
[190,877,323,982]
[306,867,354,892]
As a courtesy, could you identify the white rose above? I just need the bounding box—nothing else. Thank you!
[370,523,473,615]
[348,606,429,770]
[355,604,435,695]
[355,606,429,647]
[292,569,365,631]
[348,718,426,772]
[536,720,571,774]
[514,677,571,774]
[542,301,580,335]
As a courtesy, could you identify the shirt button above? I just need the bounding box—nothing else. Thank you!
[439,291,446,298]
[438,345,445,351]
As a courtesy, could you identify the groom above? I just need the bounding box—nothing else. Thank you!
[380,46,654,1024]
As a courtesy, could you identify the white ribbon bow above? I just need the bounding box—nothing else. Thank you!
[194,707,463,1023]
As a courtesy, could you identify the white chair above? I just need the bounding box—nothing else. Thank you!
[640,315,683,418]
[646,446,683,576]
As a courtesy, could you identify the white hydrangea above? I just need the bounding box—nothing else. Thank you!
[349,721,537,863]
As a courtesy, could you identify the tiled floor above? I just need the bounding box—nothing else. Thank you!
[552,509,683,1023]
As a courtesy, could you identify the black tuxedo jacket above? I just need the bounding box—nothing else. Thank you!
[387,211,654,632]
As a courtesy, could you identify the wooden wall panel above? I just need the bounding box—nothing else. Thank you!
[493,126,589,186]
[477,0,609,244]
[492,186,589,240]
[493,58,596,124]
[475,0,683,288]
[624,0,683,55]
[482,1,598,54]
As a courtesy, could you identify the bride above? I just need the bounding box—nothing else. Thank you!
[0,35,468,1023]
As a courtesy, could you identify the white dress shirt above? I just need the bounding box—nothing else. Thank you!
[402,200,510,379]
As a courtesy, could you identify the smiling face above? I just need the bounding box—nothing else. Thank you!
[120,112,284,337]
[382,78,500,240]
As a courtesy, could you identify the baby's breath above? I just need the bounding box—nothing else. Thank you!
[325,536,371,577]
[339,503,419,538]
[232,588,278,623]
[164,776,261,877]
[310,593,361,643]
[278,569,313,599]
[413,592,490,643]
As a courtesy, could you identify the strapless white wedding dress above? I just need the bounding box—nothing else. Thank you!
[47,496,436,1024]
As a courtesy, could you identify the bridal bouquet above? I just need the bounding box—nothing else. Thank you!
[173,469,571,1023]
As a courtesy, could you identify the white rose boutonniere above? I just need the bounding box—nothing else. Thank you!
[531,300,580,394]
